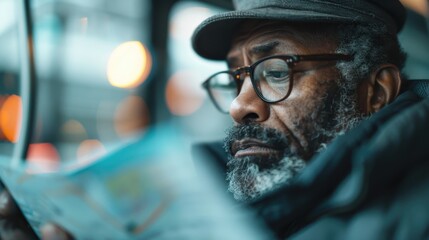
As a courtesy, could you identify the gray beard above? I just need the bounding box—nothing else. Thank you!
[226,154,307,201]
[224,79,365,202]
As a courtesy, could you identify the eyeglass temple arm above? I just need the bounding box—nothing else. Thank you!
[296,54,353,62]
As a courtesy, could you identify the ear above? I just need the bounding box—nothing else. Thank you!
[361,64,402,114]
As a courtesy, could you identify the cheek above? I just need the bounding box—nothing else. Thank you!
[271,73,338,147]
[291,70,340,118]
[273,99,321,147]
[277,79,332,123]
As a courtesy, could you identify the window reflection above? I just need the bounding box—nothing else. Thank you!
[29,0,150,162]
[0,0,21,157]
[167,1,231,142]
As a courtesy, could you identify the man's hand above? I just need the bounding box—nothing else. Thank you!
[40,223,72,240]
[0,187,37,240]
[0,186,72,240]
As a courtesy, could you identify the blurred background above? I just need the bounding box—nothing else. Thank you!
[0,0,428,164]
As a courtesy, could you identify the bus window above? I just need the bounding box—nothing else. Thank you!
[0,0,21,157]
[166,1,231,144]
[28,0,151,163]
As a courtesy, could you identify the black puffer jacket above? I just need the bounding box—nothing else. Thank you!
[250,80,429,239]
[194,80,429,240]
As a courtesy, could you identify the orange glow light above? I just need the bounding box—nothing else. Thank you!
[0,95,22,143]
[0,96,6,140]
[27,143,60,163]
[107,41,152,89]
[26,143,60,173]
[400,0,428,16]
[77,139,106,162]
[115,95,149,138]
[165,71,205,116]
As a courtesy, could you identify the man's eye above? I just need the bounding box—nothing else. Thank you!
[263,70,289,81]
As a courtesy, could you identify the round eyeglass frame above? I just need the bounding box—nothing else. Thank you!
[202,54,353,113]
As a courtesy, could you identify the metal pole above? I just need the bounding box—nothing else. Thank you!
[12,0,36,166]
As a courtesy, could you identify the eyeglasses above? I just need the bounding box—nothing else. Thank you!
[202,54,352,113]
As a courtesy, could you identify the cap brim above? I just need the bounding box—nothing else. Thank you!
[192,8,365,60]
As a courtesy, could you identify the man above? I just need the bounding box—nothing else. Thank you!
[1,0,429,239]
[192,0,429,239]
[195,1,406,201]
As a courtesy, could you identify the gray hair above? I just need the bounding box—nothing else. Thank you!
[336,23,407,88]
[333,23,407,131]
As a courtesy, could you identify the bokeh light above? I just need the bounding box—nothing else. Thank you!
[77,139,106,162]
[0,95,21,143]
[115,95,149,138]
[165,71,206,116]
[61,119,87,142]
[107,41,152,89]
[26,143,60,173]
[27,143,60,163]
[400,0,428,16]
[0,95,5,140]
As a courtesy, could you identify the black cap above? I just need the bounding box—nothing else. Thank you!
[192,0,406,60]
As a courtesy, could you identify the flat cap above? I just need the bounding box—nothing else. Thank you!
[192,0,406,60]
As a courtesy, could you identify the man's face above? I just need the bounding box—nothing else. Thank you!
[224,22,364,201]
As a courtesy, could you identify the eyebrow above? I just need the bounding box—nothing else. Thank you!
[250,41,280,55]
[226,41,280,69]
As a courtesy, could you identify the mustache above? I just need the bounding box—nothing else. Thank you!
[223,124,291,157]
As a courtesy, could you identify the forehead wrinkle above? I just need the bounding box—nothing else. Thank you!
[229,21,339,63]
[230,35,308,66]
[232,32,312,63]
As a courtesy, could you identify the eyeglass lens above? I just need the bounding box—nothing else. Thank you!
[253,58,291,101]
[207,73,238,112]
[208,57,291,112]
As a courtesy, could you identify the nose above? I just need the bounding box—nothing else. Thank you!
[229,76,269,124]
